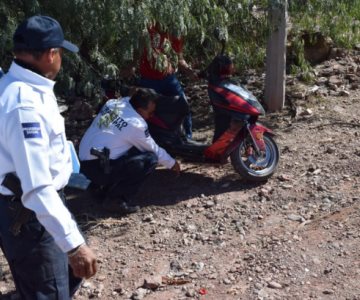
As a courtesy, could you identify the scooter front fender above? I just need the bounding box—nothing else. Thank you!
[250,123,274,136]
[248,123,274,152]
[221,123,274,161]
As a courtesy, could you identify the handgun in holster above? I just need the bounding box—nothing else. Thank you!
[1,173,32,236]
[90,147,111,174]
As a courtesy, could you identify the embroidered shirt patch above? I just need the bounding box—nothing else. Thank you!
[22,122,42,138]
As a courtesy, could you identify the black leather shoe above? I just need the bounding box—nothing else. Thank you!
[102,199,140,214]
[119,201,140,214]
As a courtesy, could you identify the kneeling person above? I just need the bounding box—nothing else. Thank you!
[79,88,180,213]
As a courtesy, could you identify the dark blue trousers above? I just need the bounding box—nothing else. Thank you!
[138,74,193,138]
[81,148,158,200]
[0,192,81,299]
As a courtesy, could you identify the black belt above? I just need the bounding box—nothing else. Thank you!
[0,194,19,201]
[0,189,65,236]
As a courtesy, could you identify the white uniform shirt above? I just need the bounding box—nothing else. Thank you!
[79,98,175,169]
[0,62,85,252]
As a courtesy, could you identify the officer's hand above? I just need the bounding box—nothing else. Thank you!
[171,161,181,177]
[68,244,97,279]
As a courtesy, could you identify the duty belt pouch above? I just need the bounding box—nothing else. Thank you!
[1,173,32,236]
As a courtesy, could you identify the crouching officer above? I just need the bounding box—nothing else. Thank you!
[79,88,181,213]
[0,16,97,299]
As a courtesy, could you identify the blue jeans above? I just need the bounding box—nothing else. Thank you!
[138,74,193,138]
[0,192,81,299]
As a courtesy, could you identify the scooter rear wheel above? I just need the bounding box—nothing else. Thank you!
[230,133,279,181]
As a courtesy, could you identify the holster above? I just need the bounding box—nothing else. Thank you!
[1,173,32,236]
[90,147,111,174]
[9,202,32,236]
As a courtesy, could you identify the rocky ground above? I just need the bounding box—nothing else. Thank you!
[1,49,360,300]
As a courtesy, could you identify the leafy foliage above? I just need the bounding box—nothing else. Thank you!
[0,0,359,100]
[289,1,360,48]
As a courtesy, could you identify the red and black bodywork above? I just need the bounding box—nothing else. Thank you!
[204,78,273,162]
[147,54,275,168]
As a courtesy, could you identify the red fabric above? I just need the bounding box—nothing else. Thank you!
[140,26,184,80]
[204,130,236,161]
[147,115,169,129]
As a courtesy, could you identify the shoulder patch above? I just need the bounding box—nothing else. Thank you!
[22,122,42,138]
[144,128,150,138]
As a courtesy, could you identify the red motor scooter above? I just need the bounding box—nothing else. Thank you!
[146,54,280,181]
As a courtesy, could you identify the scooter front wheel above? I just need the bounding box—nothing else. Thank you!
[230,133,279,181]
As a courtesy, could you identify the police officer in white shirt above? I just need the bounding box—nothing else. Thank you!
[79,88,181,213]
[0,16,97,299]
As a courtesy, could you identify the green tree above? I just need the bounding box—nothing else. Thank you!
[0,0,359,101]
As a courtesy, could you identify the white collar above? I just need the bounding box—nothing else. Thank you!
[9,61,56,92]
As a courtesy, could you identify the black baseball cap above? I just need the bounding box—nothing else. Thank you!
[13,15,78,53]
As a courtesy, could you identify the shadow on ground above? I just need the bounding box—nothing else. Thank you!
[65,167,264,232]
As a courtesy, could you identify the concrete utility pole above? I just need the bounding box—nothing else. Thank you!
[264,0,288,111]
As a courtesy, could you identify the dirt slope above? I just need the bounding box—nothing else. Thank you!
[1,59,360,300]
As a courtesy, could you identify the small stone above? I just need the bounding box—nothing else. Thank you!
[278,174,292,181]
[204,201,215,208]
[170,260,182,272]
[82,281,92,288]
[326,147,336,154]
[287,214,305,222]
[268,281,282,289]
[223,278,231,285]
[97,275,106,282]
[131,288,148,300]
[298,108,313,116]
[312,169,322,175]
[142,214,154,222]
[339,90,350,96]
[281,184,293,189]
[208,273,218,279]
[258,289,269,299]
[254,282,263,290]
[185,288,196,297]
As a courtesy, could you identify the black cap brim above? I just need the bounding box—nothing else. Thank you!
[61,40,79,53]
